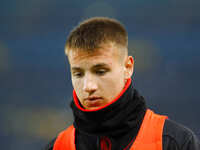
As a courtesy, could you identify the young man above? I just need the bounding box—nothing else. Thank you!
[45,17,200,150]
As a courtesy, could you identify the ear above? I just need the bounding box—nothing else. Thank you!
[124,56,134,79]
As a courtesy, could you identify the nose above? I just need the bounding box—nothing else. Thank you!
[83,74,98,94]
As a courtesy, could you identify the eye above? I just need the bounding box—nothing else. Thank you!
[72,72,84,78]
[95,69,107,75]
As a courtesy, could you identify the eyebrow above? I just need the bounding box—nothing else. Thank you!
[71,63,110,71]
[92,63,110,69]
[71,67,82,71]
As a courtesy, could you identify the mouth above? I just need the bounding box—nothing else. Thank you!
[85,96,102,101]
[84,96,103,107]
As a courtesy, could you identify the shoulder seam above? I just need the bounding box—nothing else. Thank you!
[163,134,181,150]
[180,133,193,150]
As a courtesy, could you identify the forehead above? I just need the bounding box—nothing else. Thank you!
[68,44,120,65]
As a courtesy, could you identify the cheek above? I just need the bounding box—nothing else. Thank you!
[102,66,125,86]
[100,71,125,99]
[72,78,83,93]
[71,78,86,104]
[112,66,125,82]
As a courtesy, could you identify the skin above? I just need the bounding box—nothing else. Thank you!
[67,43,134,110]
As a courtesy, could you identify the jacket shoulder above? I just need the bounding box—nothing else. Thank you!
[163,119,200,150]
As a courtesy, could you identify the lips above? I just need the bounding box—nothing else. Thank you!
[85,96,102,101]
[84,96,103,107]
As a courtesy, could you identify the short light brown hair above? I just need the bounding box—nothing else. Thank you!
[65,17,128,54]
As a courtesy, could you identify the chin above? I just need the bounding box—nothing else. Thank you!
[86,106,101,110]
[85,104,105,110]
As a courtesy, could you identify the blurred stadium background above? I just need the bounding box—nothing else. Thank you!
[0,0,200,149]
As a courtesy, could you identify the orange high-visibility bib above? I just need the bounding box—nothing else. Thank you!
[53,109,167,150]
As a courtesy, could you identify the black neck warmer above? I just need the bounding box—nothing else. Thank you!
[70,79,147,137]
